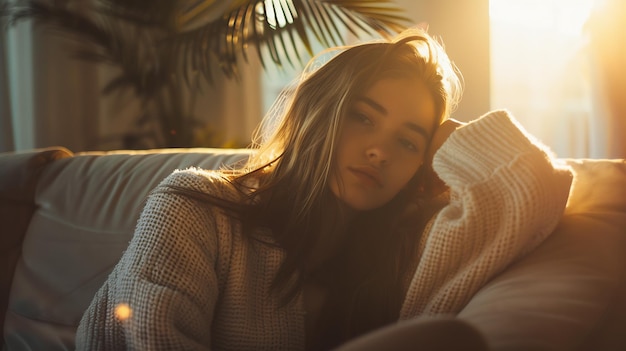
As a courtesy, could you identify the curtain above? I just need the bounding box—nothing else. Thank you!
[0,19,14,151]
[1,17,101,153]
[1,17,32,152]
[587,0,626,158]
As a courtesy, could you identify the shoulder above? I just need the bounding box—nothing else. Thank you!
[158,167,243,202]
[135,168,244,235]
[135,168,245,254]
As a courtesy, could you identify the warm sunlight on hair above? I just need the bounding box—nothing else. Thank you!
[114,303,133,321]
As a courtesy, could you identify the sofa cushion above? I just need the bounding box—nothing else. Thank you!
[458,159,626,351]
[3,148,250,350]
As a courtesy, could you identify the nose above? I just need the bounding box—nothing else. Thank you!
[366,142,389,165]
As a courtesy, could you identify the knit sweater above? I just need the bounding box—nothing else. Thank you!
[75,110,573,350]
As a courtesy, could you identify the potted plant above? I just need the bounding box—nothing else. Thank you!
[2,0,409,148]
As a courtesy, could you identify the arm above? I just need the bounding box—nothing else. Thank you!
[75,170,223,350]
[401,109,573,317]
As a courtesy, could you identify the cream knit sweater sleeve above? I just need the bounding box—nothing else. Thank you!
[400,110,573,318]
[75,170,230,350]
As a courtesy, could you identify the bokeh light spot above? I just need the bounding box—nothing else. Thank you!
[115,303,132,321]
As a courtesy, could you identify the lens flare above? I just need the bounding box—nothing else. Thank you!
[114,303,132,321]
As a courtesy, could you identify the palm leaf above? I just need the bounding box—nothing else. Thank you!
[174,0,411,78]
[3,1,181,97]
[3,0,410,84]
[96,0,178,28]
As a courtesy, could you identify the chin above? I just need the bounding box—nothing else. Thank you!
[340,197,384,212]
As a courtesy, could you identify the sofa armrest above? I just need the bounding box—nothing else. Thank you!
[459,159,626,351]
[0,147,73,347]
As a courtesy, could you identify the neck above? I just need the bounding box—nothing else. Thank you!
[305,201,357,273]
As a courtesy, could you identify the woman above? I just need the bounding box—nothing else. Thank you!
[76,28,572,350]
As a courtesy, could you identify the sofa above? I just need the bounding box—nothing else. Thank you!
[1,146,625,351]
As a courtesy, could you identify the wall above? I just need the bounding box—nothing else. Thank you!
[396,0,491,121]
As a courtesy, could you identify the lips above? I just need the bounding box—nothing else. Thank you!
[349,166,383,188]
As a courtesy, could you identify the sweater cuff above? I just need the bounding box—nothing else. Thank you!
[433,109,554,186]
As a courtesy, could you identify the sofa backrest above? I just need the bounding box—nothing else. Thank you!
[2,147,250,350]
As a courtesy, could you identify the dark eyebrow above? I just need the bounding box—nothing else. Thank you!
[356,96,431,141]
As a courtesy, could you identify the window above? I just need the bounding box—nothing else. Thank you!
[490,0,598,157]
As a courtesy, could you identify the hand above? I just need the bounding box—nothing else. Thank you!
[422,118,465,197]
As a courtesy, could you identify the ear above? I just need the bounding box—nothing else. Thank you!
[408,162,449,199]
[402,166,426,194]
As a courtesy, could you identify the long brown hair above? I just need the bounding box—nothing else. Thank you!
[165,27,462,349]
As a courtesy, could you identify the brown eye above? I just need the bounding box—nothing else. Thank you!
[399,138,418,152]
[351,111,373,125]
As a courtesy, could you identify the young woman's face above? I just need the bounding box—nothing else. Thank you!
[329,77,436,211]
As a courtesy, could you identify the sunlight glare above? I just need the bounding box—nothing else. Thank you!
[264,0,295,29]
[489,0,598,157]
[490,0,595,35]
